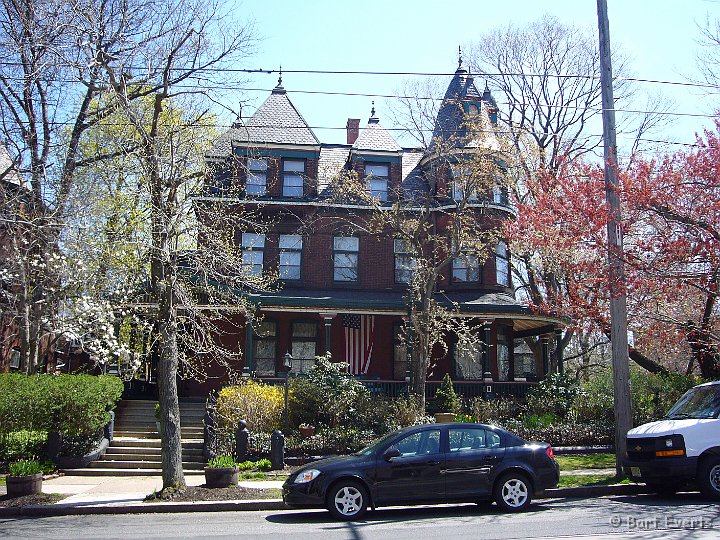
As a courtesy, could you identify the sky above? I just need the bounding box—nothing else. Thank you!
[226,0,720,152]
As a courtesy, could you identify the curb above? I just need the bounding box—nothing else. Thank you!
[0,484,652,517]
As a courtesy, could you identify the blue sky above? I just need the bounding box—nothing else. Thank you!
[230,0,719,151]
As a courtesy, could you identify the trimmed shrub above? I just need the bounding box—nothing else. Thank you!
[0,430,48,464]
[0,374,123,461]
[526,372,580,420]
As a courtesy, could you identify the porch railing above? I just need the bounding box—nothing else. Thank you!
[257,377,537,401]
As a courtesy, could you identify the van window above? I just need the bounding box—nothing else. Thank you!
[666,385,720,420]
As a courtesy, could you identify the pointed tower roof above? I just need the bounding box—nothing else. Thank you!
[207,76,319,158]
[352,103,401,152]
[431,64,485,145]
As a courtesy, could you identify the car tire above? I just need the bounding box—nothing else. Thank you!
[494,472,532,512]
[327,480,368,520]
[698,455,720,501]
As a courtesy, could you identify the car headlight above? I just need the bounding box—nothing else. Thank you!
[294,469,321,484]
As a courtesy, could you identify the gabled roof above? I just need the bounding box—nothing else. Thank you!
[318,145,350,193]
[352,112,401,153]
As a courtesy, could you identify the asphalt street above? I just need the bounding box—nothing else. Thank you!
[0,493,718,540]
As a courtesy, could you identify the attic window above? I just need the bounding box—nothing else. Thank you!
[283,159,305,197]
[365,163,389,202]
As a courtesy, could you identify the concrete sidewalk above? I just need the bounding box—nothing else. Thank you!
[0,470,652,517]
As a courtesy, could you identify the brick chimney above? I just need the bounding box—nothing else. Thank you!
[346,118,360,145]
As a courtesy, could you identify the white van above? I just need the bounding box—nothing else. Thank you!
[623,380,720,499]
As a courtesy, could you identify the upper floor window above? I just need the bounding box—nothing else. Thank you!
[492,183,509,206]
[496,241,510,286]
[333,236,359,282]
[451,165,478,202]
[282,159,305,197]
[10,347,20,369]
[241,233,265,276]
[452,251,480,282]
[394,239,416,284]
[365,163,389,202]
[279,234,302,280]
[246,158,267,196]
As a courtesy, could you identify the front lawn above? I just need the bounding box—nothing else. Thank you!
[555,453,616,470]
[558,474,632,488]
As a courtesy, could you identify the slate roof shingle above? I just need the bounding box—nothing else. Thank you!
[352,117,402,152]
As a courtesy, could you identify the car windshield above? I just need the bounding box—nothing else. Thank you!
[354,430,402,456]
[666,385,720,419]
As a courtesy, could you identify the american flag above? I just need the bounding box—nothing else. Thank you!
[343,314,375,375]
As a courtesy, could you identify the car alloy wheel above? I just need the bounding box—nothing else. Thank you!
[699,456,720,500]
[327,480,368,520]
[494,472,531,512]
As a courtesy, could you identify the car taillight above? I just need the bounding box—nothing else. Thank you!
[546,446,555,460]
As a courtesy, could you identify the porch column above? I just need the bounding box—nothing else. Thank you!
[244,315,254,375]
[319,313,336,356]
[555,328,564,374]
[541,335,550,377]
[482,321,492,381]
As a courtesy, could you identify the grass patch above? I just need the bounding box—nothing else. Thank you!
[0,476,6,486]
[238,471,288,481]
[558,474,632,488]
[555,453,616,470]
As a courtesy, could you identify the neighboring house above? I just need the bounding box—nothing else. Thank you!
[190,64,566,398]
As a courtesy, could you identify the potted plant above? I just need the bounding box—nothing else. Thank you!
[434,374,460,423]
[7,460,44,497]
[204,454,238,488]
[298,423,316,437]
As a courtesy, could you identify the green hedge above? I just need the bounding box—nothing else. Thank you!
[0,374,123,460]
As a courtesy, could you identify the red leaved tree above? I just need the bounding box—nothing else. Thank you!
[508,119,720,379]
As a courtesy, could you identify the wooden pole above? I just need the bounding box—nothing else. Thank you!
[597,0,633,476]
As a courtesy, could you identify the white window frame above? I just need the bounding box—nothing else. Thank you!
[279,234,302,280]
[333,236,359,282]
[246,158,267,196]
[241,233,265,276]
[452,252,480,282]
[365,163,389,202]
[496,241,510,286]
[394,238,416,284]
[282,159,305,197]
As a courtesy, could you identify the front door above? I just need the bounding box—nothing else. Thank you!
[444,427,505,499]
[375,428,444,504]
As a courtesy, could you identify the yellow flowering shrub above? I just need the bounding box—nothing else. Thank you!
[215,380,284,434]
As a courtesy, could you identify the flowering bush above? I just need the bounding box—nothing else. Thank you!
[215,379,284,434]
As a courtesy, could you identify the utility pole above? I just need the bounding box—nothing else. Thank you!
[597,0,632,476]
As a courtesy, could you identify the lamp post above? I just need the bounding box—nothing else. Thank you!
[283,352,292,432]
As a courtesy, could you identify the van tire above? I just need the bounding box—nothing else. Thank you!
[698,455,720,500]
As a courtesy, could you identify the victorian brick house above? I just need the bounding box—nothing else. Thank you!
[189,64,565,398]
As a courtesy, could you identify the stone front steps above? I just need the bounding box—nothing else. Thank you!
[60,399,207,477]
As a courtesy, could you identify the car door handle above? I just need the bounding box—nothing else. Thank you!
[426,460,440,465]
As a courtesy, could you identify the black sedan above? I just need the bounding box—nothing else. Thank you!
[282,422,559,520]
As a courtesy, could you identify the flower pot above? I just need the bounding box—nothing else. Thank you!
[204,467,238,488]
[299,425,315,438]
[7,473,43,497]
[434,412,456,423]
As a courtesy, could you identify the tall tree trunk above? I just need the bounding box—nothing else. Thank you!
[157,285,185,490]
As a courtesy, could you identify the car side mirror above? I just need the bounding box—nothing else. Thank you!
[383,447,401,461]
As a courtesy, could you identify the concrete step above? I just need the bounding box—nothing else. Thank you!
[90,460,204,470]
[60,468,205,477]
[109,439,203,450]
[104,447,203,461]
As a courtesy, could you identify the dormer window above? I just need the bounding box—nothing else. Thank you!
[365,163,389,202]
[282,159,305,197]
[246,158,267,196]
[467,103,479,116]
